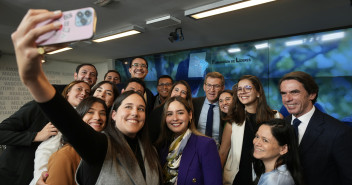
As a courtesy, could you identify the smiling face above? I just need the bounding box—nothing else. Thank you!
[219,92,233,114]
[74,65,97,87]
[66,82,90,107]
[128,58,148,80]
[82,102,107,132]
[253,124,287,168]
[105,71,120,84]
[237,79,259,106]
[111,94,146,138]
[157,78,173,100]
[203,77,224,103]
[93,83,115,108]
[171,84,188,99]
[280,79,315,118]
[166,101,192,137]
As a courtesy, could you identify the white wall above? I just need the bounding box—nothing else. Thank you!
[0,54,113,122]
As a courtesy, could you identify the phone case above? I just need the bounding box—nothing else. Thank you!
[36,7,96,46]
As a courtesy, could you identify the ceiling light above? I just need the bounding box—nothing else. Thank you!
[93,25,144,43]
[185,0,277,19]
[47,47,72,55]
[146,15,181,28]
[228,48,241,53]
[255,43,269,49]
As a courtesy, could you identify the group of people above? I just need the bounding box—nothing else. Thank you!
[1,9,352,185]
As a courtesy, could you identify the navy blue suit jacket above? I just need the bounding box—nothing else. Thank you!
[160,134,222,185]
[285,108,352,185]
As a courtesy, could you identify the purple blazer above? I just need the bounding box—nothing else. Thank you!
[160,133,222,185]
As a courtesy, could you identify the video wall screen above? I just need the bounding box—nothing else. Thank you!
[116,27,352,123]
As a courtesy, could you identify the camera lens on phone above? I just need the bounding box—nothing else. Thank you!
[80,18,87,25]
[77,12,83,18]
[85,10,91,17]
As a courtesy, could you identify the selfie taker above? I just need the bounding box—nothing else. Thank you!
[12,9,161,185]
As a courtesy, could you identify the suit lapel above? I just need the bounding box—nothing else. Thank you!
[116,143,147,185]
[117,141,146,185]
[299,109,325,155]
[177,134,196,185]
[140,140,159,185]
[193,97,206,127]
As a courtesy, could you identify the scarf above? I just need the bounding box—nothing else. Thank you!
[163,129,192,185]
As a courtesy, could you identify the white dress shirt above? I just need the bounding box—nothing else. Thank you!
[291,106,315,144]
[197,98,220,145]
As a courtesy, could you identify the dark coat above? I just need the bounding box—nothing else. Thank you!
[285,108,352,185]
[0,101,49,185]
[147,103,164,144]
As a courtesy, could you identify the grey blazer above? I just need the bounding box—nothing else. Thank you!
[83,137,160,185]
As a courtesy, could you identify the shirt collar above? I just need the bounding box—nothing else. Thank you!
[292,106,315,125]
[205,98,218,106]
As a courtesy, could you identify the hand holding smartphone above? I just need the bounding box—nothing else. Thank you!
[36,7,96,46]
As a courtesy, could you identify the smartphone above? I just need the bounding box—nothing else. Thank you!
[36,7,96,46]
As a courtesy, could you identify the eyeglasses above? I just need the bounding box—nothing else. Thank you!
[205,83,222,90]
[237,85,253,93]
[158,83,172,87]
[131,63,147,68]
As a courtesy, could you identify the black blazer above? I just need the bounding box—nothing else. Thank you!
[0,101,49,185]
[285,109,352,185]
[147,103,164,144]
[192,97,225,143]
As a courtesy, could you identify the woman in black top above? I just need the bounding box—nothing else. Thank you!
[221,75,283,185]
[12,9,161,185]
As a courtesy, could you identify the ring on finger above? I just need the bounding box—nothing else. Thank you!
[37,47,45,55]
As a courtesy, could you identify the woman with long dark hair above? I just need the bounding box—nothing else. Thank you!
[91,80,119,109]
[218,89,234,167]
[45,97,108,185]
[156,96,222,185]
[222,75,283,185]
[148,80,193,144]
[253,119,304,185]
[12,9,161,184]
[30,81,91,185]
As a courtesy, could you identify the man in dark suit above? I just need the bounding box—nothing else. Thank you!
[193,72,225,146]
[279,71,352,185]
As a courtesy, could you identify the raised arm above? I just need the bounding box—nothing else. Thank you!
[11,9,107,164]
[11,9,64,102]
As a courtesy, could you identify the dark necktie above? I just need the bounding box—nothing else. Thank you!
[293,118,301,138]
[205,104,215,137]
